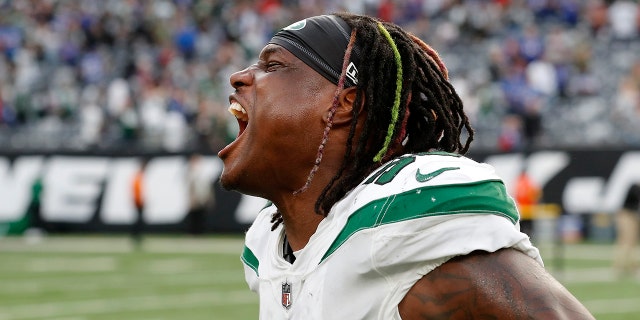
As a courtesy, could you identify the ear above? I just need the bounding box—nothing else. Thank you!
[323,87,362,126]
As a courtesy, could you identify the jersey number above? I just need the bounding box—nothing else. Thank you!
[364,156,416,185]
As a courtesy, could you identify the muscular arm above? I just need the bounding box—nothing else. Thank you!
[398,248,594,320]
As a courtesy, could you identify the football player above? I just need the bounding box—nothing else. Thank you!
[219,12,594,319]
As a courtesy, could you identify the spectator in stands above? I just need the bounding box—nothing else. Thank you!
[615,59,640,118]
[585,0,609,37]
[78,85,104,149]
[518,24,545,63]
[568,42,600,97]
[526,54,558,97]
[612,59,640,143]
[608,0,639,42]
[544,25,573,98]
[0,0,639,151]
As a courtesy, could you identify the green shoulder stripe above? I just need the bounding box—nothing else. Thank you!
[241,246,259,276]
[320,179,518,262]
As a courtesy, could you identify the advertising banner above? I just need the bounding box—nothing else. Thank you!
[1,149,638,234]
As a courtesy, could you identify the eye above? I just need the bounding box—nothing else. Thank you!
[264,61,282,72]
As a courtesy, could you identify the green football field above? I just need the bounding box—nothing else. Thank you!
[0,235,638,320]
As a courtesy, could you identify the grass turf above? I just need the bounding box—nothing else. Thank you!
[0,235,638,319]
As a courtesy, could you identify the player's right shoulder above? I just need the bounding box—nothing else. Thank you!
[242,202,278,273]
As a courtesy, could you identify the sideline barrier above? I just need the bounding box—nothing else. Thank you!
[0,149,638,235]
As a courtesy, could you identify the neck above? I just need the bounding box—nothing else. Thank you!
[273,126,356,251]
[271,157,346,251]
[275,188,326,252]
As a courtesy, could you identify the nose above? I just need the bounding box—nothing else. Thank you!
[230,66,254,90]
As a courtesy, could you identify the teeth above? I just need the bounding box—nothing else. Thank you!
[228,102,248,121]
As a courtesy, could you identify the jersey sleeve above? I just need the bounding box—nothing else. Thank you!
[371,214,540,278]
[328,154,542,315]
[370,213,540,320]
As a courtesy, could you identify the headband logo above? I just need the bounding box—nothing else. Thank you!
[346,62,358,85]
[284,19,306,31]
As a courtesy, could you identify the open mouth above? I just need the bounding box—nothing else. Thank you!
[228,101,248,137]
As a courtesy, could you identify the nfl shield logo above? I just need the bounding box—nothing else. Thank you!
[281,282,292,309]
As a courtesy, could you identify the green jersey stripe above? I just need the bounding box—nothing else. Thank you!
[242,246,259,276]
[320,179,518,262]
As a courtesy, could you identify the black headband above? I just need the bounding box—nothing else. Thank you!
[269,15,359,87]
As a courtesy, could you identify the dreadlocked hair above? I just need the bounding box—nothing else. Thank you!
[312,13,474,215]
[271,13,474,229]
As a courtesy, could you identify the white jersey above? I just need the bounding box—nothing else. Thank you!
[242,152,542,319]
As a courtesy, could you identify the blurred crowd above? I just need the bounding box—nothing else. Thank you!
[0,0,639,153]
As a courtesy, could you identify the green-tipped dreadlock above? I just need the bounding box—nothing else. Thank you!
[373,22,403,163]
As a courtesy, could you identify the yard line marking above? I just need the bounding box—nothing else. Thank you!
[539,243,640,262]
[0,270,246,294]
[0,290,257,320]
[147,258,196,274]
[551,267,618,283]
[0,236,245,255]
[26,257,117,273]
[585,297,640,315]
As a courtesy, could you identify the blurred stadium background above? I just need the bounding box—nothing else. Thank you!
[0,0,639,319]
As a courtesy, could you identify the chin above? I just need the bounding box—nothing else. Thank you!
[218,169,239,191]
[219,169,258,197]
